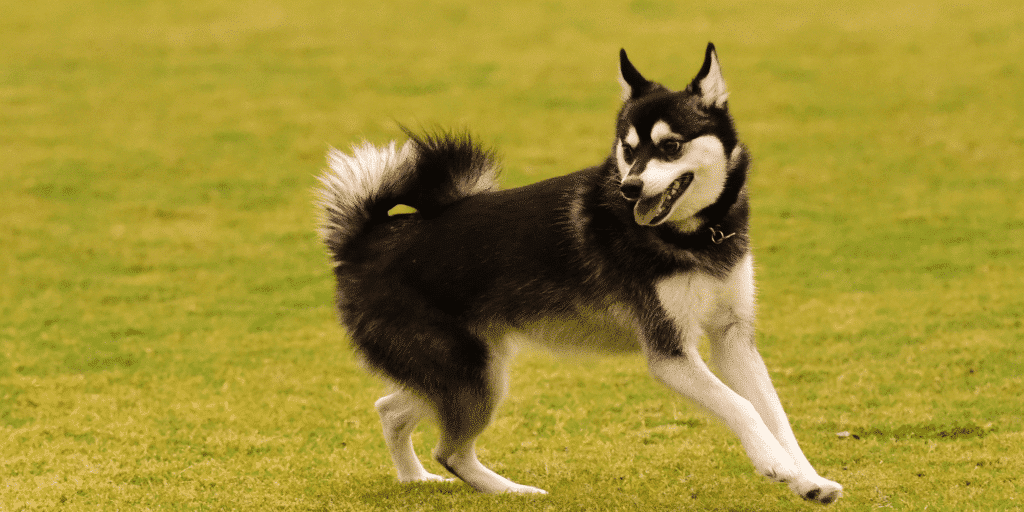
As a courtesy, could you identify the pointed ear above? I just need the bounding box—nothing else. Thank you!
[691,42,729,108]
[618,49,652,101]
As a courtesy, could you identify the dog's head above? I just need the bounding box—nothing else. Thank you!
[615,43,745,231]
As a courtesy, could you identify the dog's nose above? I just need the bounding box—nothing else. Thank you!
[620,178,643,200]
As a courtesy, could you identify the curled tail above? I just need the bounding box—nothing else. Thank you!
[316,131,499,264]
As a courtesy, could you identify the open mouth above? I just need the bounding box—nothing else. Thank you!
[633,172,694,225]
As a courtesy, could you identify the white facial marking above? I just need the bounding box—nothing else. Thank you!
[616,140,629,179]
[650,120,680,145]
[617,125,641,179]
[629,135,729,230]
[624,125,639,148]
[666,135,728,223]
[638,158,688,197]
[634,135,725,197]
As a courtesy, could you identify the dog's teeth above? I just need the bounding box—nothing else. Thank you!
[654,179,684,216]
[657,191,672,214]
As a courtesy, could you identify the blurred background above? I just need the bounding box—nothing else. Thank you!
[2,1,1021,509]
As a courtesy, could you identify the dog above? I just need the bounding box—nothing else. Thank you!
[316,43,843,504]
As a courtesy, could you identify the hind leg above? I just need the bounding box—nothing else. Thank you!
[375,390,450,483]
[431,387,547,495]
[430,338,545,495]
[352,300,539,493]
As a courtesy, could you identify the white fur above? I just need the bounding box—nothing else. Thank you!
[699,49,729,108]
[650,120,678,145]
[676,144,745,233]
[637,157,688,197]
[316,141,416,259]
[319,141,415,221]
[615,141,629,180]
[665,135,729,228]
[317,141,497,242]
[627,134,728,231]
[618,71,632,102]
[429,336,547,494]
[624,125,640,148]
[434,442,546,494]
[616,125,640,180]
[511,303,639,353]
[616,127,730,231]
[375,391,449,483]
[651,256,842,503]
[631,135,725,199]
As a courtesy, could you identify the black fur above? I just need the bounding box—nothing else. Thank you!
[315,45,844,504]
[334,147,749,389]
[396,129,499,217]
[326,46,751,395]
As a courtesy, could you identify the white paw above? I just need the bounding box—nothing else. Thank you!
[788,475,843,505]
[751,451,800,485]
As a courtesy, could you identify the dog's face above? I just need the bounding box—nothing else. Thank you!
[615,44,742,231]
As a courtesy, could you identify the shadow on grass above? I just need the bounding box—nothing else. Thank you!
[344,474,771,512]
[355,476,473,509]
[347,475,574,511]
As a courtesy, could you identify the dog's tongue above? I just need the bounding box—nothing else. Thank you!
[633,194,666,226]
[632,173,694,226]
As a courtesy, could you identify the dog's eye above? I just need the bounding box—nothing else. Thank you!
[622,143,635,163]
[661,140,682,156]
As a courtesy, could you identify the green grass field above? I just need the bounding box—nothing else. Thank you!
[2,0,1022,510]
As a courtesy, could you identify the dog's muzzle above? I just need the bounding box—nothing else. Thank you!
[619,177,644,201]
[632,172,695,226]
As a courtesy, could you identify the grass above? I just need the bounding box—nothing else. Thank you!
[1,0,1022,510]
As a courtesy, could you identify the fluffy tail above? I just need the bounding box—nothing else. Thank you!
[316,131,499,264]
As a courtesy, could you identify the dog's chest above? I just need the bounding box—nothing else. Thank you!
[655,254,755,335]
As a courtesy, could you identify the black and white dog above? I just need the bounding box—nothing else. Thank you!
[317,43,842,504]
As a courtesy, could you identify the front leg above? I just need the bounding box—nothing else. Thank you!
[652,268,841,505]
[647,350,803,486]
[707,320,843,504]
[706,256,842,504]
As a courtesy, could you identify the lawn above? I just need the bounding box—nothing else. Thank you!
[2,0,1022,510]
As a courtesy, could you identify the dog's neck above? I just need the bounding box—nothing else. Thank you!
[654,186,748,249]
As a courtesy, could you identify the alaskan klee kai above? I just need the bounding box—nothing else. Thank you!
[317,43,843,504]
